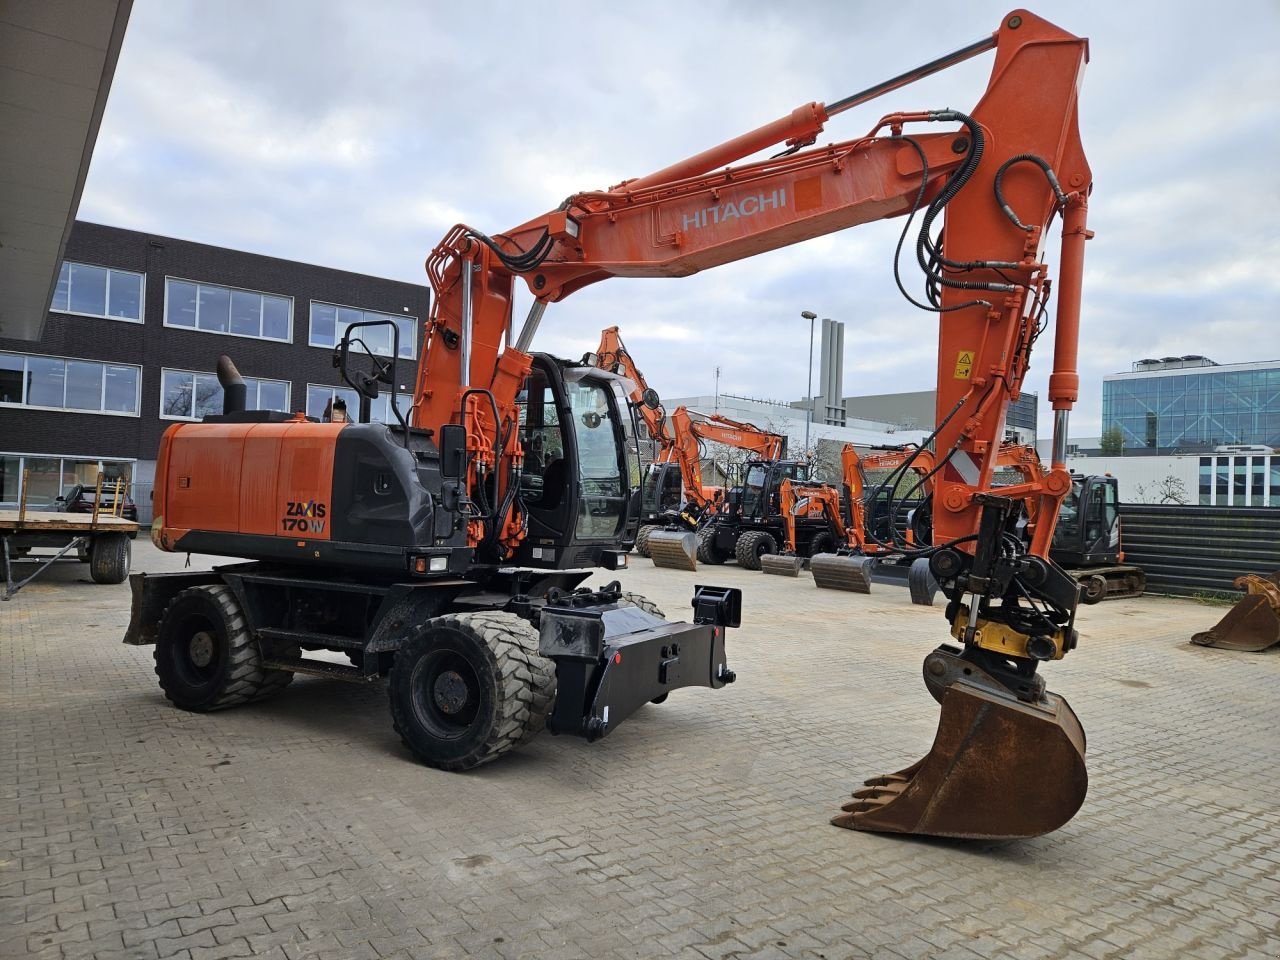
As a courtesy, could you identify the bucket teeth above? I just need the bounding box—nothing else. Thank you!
[760,554,804,577]
[810,553,873,593]
[833,673,1088,840]
[647,530,698,571]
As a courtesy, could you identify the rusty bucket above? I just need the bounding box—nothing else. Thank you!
[810,554,873,593]
[833,650,1087,840]
[1190,574,1280,652]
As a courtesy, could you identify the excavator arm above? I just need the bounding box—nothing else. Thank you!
[589,326,674,455]
[413,9,1093,840]
[668,406,787,517]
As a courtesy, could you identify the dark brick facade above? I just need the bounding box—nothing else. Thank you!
[0,221,429,461]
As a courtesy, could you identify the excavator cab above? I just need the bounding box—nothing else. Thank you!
[512,355,641,569]
[639,460,684,522]
[1052,475,1119,566]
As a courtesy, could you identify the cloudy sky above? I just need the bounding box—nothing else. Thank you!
[81,0,1280,437]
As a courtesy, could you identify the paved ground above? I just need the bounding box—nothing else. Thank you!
[2,541,1278,960]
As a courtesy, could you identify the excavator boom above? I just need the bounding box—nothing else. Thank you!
[413,10,1093,840]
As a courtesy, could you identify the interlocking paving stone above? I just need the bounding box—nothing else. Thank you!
[2,542,1278,958]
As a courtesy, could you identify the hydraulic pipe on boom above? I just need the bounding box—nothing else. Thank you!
[414,9,1094,840]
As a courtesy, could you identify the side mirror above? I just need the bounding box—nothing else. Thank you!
[439,423,466,481]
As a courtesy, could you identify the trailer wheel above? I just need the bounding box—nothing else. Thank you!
[388,612,554,770]
[1080,575,1107,605]
[735,530,777,571]
[89,533,131,584]
[635,524,658,558]
[154,584,280,711]
[696,525,729,565]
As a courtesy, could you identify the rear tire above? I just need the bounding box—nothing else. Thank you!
[154,584,291,711]
[89,533,130,584]
[635,524,658,558]
[388,612,554,770]
[735,530,777,571]
[696,525,729,565]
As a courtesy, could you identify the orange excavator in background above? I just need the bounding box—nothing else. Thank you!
[647,407,790,570]
[127,10,1093,841]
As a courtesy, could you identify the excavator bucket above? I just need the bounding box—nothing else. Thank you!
[810,553,873,593]
[647,530,698,571]
[760,554,804,577]
[832,649,1088,840]
[1190,574,1280,652]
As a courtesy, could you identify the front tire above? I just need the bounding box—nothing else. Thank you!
[735,530,777,571]
[696,525,729,565]
[388,612,554,771]
[154,584,290,711]
[635,524,658,558]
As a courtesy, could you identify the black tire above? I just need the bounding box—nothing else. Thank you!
[1080,575,1107,605]
[635,524,658,558]
[618,591,665,618]
[89,533,130,584]
[154,584,292,711]
[735,530,777,571]
[388,612,555,770]
[696,524,729,565]
[807,531,837,558]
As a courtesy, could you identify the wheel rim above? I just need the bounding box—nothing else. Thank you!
[411,648,482,739]
[173,615,222,685]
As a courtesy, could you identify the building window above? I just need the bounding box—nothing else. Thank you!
[305,384,412,423]
[51,262,145,322]
[0,352,140,415]
[0,454,133,508]
[160,369,291,421]
[164,278,292,342]
[309,301,416,359]
[1198,457,1212,505]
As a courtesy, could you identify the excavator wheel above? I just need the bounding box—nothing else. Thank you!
[832,647,1088,840]
[696,525,729,565]
[635,524,659,558]
[1190,574,1280,652]
[810,554,873,593]
[648,529,699,571]
[735,531,777,571]
[907,557,938,606]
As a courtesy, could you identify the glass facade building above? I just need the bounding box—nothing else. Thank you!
[1102,358,1280,452]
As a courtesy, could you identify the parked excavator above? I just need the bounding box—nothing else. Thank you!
[644,408,789,570]
[125,9,1094,840]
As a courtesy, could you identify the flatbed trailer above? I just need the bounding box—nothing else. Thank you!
[1,507,138,600]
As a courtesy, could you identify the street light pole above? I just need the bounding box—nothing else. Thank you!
[800,310,817,455]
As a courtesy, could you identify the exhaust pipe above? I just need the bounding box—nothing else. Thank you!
[216,355,247,415]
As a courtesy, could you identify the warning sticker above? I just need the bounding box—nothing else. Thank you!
[954,350,975,379]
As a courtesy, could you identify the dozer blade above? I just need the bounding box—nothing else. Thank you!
[760,554,804,577]
[1190,595,1280,652]
[648,530,698,571]
[832,651,1087,840]
[810,553,872,593]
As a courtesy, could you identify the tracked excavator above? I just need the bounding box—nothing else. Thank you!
[126,9,1094,840]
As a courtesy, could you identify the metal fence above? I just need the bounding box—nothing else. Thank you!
[1119,504,1280,597]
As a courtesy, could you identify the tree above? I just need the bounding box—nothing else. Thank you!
[1132,475,1190,505]
[1100,426,1124,455]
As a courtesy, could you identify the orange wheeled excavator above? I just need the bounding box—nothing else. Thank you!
[127,9,1093,840]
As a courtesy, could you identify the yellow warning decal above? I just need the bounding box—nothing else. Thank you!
[954,350,975,379]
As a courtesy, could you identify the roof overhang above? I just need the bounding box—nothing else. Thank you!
[0,0,132,340]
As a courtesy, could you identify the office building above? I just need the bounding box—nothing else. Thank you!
[0,222,429,521]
